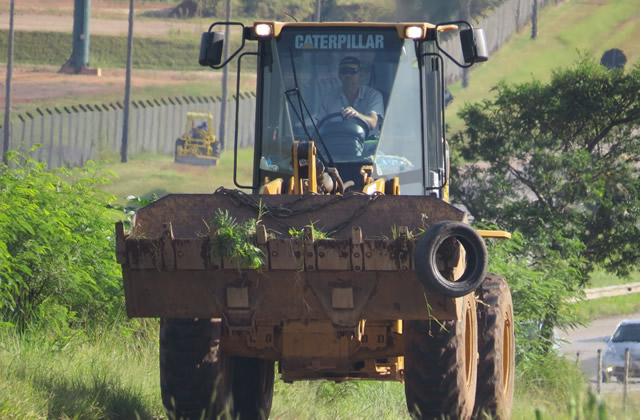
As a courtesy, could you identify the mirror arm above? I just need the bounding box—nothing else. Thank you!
[433,20,487,69]
[205,21,247,69]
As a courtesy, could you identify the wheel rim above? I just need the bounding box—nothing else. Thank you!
[502,308,513,394]
[464,302,474,388]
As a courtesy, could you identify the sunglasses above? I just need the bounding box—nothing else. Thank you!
[339,67,360,75]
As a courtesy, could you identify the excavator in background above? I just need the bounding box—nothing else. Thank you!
[116,19,515,420]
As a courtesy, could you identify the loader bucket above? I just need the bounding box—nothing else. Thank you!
[116,189,485,332]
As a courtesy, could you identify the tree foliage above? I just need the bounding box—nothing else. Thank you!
[453,57,640,279]
[452,57,640,356]
[0,150,123,331]
[395,0,505,22]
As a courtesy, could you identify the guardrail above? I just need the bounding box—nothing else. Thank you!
[583,283,640,301]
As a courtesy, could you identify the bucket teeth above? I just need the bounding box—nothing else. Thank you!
[120,225,415,272]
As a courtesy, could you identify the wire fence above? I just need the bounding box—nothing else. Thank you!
[0,93,256,169]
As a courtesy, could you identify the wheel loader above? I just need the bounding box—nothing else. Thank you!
[115,20,515,420]
[174,111,221,165]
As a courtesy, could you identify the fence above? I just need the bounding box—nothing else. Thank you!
[1,0,555,169]
[0,93,256,169]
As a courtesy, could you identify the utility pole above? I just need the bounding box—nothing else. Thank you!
[219,0,231,150]
[531,0,538,40]
[315,0,321,22]
[121,0,134,162]
[60,0,100,75]
[3,0,15,164]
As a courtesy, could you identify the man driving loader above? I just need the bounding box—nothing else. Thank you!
[318,56,384,132]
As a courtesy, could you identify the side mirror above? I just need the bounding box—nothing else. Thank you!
[199,31,224,67]
[460,28,488,64]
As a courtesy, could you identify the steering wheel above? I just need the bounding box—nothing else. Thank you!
[317,111,371,141]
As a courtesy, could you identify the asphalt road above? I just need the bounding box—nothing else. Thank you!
[556,312,640,393]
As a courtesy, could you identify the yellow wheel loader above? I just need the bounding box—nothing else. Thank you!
[174,111,221,165]
[116,20,515,420]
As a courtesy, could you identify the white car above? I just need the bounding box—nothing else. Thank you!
[602,319,640,382]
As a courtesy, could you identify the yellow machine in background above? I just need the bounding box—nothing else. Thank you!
[174,112,221,165]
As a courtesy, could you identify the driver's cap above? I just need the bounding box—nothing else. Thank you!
[339,56,361,72]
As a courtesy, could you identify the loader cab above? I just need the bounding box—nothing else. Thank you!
[200,21,487,196]
[253,23,447,195]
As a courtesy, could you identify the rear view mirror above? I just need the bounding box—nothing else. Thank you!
[460,28,488,63]
[199,31,225,67]
[434,21,488,68]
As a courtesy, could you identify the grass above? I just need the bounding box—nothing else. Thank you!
[573,293,640,319]
[589,269,640,288]
[3,321,639,419]
[0,322,164,419]
[99,148,255,203]
[0,31,204,70]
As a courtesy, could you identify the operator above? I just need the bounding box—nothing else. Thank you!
[318,56,384,132]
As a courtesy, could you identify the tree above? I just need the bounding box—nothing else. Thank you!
[451,57,640,352]
[453,57,640,278]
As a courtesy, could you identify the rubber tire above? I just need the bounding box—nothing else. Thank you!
[404,293,478,420]
[160,318,231,420]
[414,221,488,298]
[174,139,186,162]
[474,274,515,420]
[159,319,275,420]
[232,357,275,420]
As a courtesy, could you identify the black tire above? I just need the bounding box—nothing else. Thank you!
[160,318,275,420]
[174,139,186,162]
[405,293,478,419]
[232,357,275,420]
[160,318,231,420]
[414,221,488,298]
[212,140,222,158]
[474,274,515,420]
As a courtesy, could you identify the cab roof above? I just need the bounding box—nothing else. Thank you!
[251,21,457,39]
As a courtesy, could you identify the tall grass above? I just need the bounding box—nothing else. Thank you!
[0,321,163,419]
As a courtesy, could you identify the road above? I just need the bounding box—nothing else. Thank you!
[556,312,640,392]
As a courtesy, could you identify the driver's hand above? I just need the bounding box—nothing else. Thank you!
[342,107,359,119]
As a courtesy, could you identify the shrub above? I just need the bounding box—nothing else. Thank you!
[0,149,122,332]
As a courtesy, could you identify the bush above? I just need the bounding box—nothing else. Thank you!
[0,149,123,332]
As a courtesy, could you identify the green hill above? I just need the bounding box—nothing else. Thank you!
[447,0,640,132]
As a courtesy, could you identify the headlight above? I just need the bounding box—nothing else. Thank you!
[405,26,424,40]
[254,23,273,38]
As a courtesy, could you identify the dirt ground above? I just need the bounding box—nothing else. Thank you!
[0,1,212,111]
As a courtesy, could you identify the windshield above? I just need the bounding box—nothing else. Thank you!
[258,27,430,194]
[611,324,640,343]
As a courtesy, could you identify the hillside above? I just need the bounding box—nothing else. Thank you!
[447,0,640,132]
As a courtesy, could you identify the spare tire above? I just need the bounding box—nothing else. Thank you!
[414,221,487,297]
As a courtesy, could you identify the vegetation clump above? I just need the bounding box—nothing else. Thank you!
[208,209,265,270]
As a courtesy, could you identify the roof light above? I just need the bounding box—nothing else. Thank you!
[405,26,424,40]
[254,23,273,38]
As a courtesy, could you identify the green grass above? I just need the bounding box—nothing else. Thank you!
[0,30,202,70]
[0,322,163,419]
[99,148,255,203]
[588,269,640,288]
[573,293,640,319]
[3,322,639,419]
